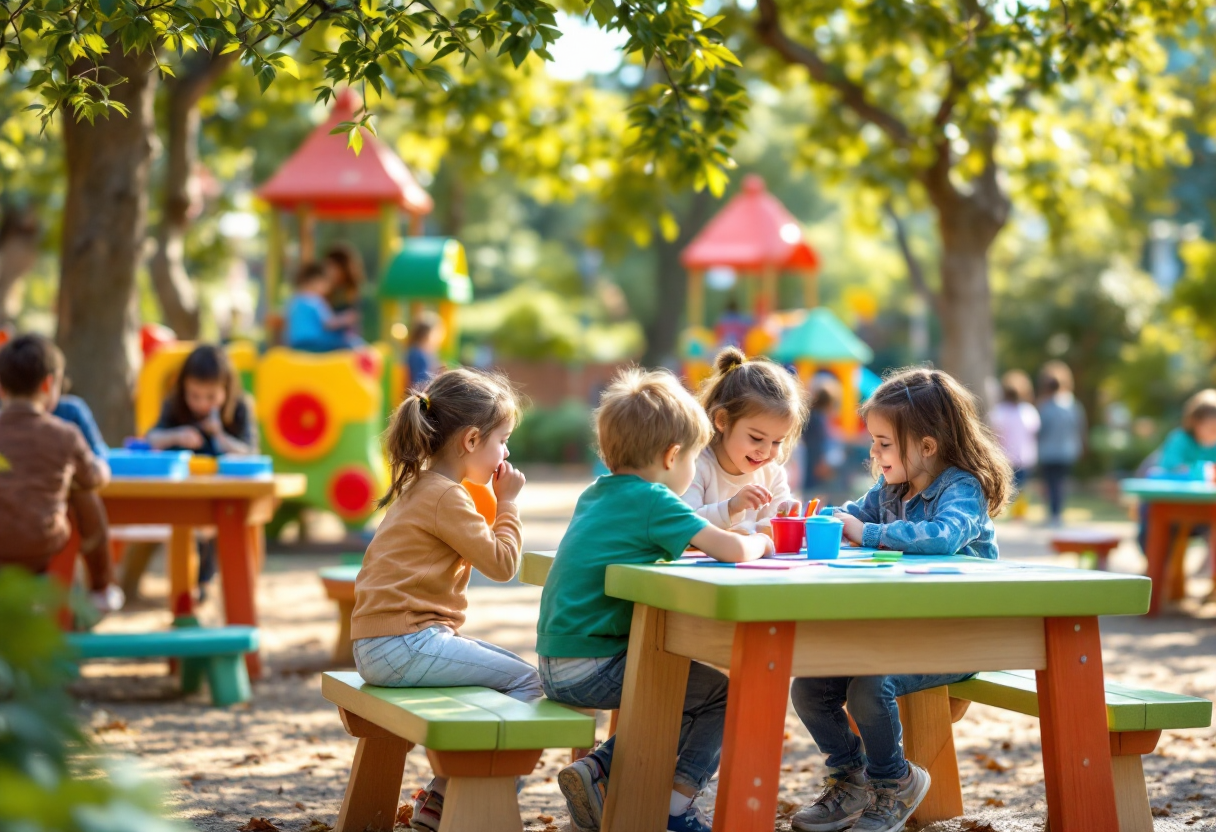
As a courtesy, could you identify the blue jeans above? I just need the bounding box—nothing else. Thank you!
[539,653,727,791]
[354,626,543,702]
[790,673,974,782]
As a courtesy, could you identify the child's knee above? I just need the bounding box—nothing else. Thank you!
[790,676,838,712]
[845,676,895,722]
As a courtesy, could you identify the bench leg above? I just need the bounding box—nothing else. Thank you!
[205,654,252,707]
[333,599,355,666]
[1112,755,1153,832]
[438,777,523,832]
[336,735,410,832]
[180,657,204,695]
[899,686,963,824]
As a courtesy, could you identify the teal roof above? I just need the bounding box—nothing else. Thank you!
[378,237,472,303]
[771,308,874,364]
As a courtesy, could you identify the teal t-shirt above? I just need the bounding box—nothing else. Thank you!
[536,475,709,658]
[1158,428,1216,471]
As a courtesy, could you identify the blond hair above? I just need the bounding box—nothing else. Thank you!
[696,347,808,463]
[380,368,523,508]
[863,366,1013,517]
[596,367,712,471]
[1182,389,1216,436]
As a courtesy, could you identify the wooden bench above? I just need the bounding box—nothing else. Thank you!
[66,626,258,707]
[944,670,1212,832]
[320,564,360,665]
[322,671,595,832]
[1049,530,1122,570]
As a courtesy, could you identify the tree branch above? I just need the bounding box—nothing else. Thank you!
[883,201,940,317]
[753,0,912,146]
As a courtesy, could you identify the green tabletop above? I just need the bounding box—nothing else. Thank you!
[320,564,361,583]
[521,550,1150,622]
[1120,478,1216,503]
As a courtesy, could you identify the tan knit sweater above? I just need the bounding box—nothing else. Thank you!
[351,471,522,640]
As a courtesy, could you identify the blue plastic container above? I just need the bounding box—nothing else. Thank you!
[107,450,191,479]
[804,515,844,559]
[218,455,274,477]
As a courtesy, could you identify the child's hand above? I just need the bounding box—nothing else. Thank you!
[175,427,205,450]
[493,461,526,502]
[89,584,125,615]
[728,484,772,516]
[835,511,865,545]
[775,499,801,518]
[200,410,222,437]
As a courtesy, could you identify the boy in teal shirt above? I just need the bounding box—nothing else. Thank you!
[538,368,772,832]
[1138,389,1216,555]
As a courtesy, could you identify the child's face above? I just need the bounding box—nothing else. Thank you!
[184,378,227,418]
[715,411,795,476]
[868,412,924,486]
[464,420,514,485]
[1195,418,1216,449]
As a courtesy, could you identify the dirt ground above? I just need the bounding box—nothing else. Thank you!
[76,470,1216,831]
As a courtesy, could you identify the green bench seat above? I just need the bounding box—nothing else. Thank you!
[948,670,1211,832]
[67,626,258,708]
[322,671,595,832]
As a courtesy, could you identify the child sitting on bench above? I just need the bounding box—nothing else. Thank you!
[351,368,536,832]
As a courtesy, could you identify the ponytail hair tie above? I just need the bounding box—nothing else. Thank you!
[417,393,430,411]
[726,361,743,374]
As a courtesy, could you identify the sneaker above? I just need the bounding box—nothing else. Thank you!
[409,786,443,832]
[850,762,931,832]
[558,757,607,832]
[791,767,870,832]
[667,802,712,832]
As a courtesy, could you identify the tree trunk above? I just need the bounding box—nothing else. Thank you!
[643,189,713,367]
[58,45,157,443]
[148,51,236,339]
[0,202,41,326]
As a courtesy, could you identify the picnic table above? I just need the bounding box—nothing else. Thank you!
[520,550,1150,832]
[55,474,306,678]
[1120,478,1216,615]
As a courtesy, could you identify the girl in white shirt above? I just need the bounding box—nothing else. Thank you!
[684,347,810,530]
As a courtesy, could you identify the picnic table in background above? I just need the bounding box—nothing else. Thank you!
[53,473,306,678]
[520,550,1150,832]
[1120,478,1216,615]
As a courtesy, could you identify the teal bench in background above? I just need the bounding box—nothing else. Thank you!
[67,626,259,707]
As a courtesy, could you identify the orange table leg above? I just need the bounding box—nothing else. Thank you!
[167,526,198,617]
[1036,617,1117,832]
[1144,503,1172,616]
[712,621,795,832]
[214,499,261,678]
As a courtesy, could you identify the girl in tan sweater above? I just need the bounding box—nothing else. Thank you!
[351,368,538,832]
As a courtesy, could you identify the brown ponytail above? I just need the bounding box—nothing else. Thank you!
[696,346,809,462]
[379,368,523,508]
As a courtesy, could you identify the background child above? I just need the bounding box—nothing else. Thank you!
[538,367,773,832]
[407,311,444,388]
[146,345,257,599]
[284,262,364,353]
[351,369,534,832]
[1036,360,1086,527]
[323,242,366,319]
[0,334,121,614]
[802,375,842,498]
[683,347,808,532]
[1136,388,1216,557]
[991,370,1039,520]
[791,367,1013,832]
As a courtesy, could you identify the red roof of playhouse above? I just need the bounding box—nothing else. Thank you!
[680,175,820,272]
[256,89,433,220]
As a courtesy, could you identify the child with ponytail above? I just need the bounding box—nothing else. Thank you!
[351,368,539,832]
[684,347,809,531]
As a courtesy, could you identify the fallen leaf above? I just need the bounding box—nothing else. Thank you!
[232,753,263,767]
[543,776,553,783]
[294,802,306,810]
[312,752,336,761]
[983,798,1006,807]
[94,719,129,734]
[977,755,1012,773]
[179,780,193,790]
[189,772,205,781]
[1152,806,1172,818]
[301,820,332,832]
[777,798,801,817]
[536,816,554,824]
[781,763,793,772]
[1186,793,1205,801]
[237,819,282,832]
[960,821,999,832]
[396,804,414,825]
[784,731,792,740]
[1000,740,1012,751]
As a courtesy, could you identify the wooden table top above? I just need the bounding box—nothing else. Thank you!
[101,473,307,500]
[521,550,1150,622]
[1120,477,1216,503]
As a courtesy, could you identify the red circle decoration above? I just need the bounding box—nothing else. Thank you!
[330,467,375,518]
[277,392,329,448]
[354,349,381,379]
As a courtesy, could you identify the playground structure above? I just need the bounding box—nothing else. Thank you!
[132,90,475,530]
[678,174,872,436]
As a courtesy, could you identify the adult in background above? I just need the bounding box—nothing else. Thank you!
[991,370,1040,520]
[1036,361,1086,527]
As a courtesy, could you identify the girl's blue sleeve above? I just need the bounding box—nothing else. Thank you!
[1157,429,1195,472]
[860,478,986,555]
[838,480,885,523]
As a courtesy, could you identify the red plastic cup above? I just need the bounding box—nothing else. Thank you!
[770,517,806,554]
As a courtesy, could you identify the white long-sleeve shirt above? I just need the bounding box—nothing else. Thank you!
[682,446,793,530]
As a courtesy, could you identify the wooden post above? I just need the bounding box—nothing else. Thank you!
[712,621,795,832]
[759,265,777,317]
[265,209,283,315]
[802,267,818,309]
[214,499,261,678]
[1036,617,1118,832]
[437,778,524,832]
[687,269,706,330]
[899,687,964,824]
[601,605,691,832]
[297,204,316,263]
[335,709,412,832]
[379,202,400,273]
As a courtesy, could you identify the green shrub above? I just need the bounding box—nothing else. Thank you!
[0,567,185,832]
[510,400,595,463]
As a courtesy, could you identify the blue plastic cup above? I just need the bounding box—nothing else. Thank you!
[804,515,844,559]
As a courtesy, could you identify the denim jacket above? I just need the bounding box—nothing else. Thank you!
[839,466,997,559]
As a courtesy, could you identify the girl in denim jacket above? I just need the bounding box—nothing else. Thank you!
[790,367,1013,832]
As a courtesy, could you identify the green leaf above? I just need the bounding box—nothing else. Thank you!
[348,126,364,155]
